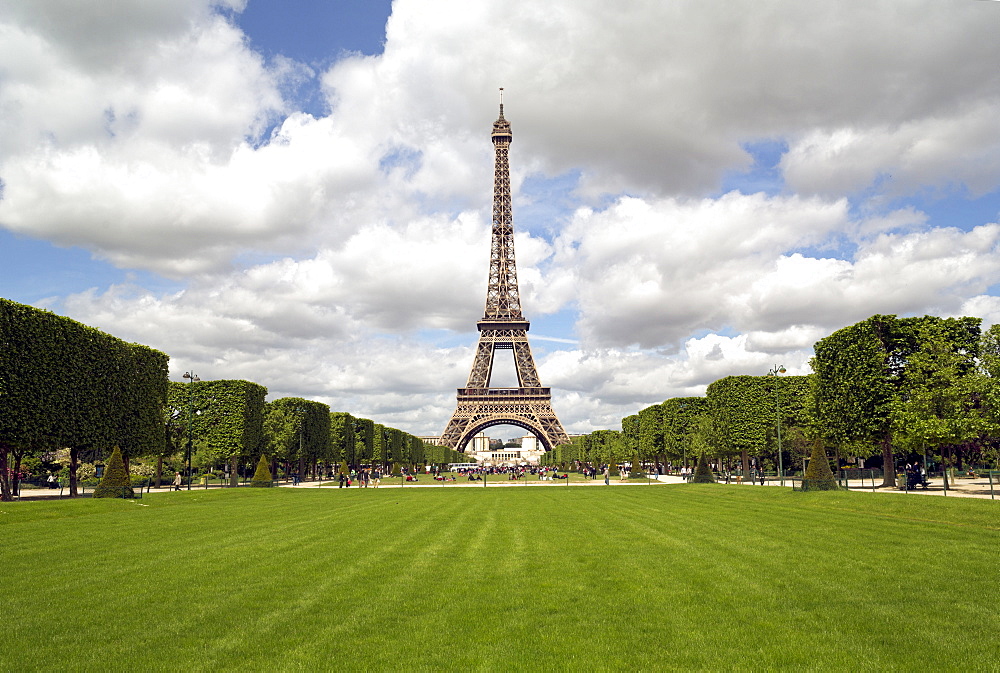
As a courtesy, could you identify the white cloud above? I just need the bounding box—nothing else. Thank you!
[548,192,850,347]
[782,102,1000,199]
[5,0,1000,438]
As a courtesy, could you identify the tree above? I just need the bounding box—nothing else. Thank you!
[373,424,386,466]
[263,398,330,481]
[167,380,266,487]
[330,413,355,465]
[706,376,774,476]
[767,375,812,474]
[586,430,626,468]
[353,418,374,466]
[977,325,1000,469]
[812,314,980,487]
[622,414,640,470]
[661,397,706,466]
[92,446,135,498]
[1,299,168,500]
[638,403,665,466]
[891,321,983,487]
[410,436,426,467]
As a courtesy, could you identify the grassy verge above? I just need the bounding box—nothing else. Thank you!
[1,486,998,670]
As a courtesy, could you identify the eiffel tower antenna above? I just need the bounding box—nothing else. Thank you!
[440,94,569,453]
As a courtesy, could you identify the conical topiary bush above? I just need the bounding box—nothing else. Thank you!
[691,452,716,483]
[93,446,135,499]
[802,439,839,491]
[250,454,273,487]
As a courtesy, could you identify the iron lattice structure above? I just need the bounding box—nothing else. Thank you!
[440,98,570,453]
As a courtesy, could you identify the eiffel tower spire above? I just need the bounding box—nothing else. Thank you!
[440,91,569,453]
[485,89,521,321]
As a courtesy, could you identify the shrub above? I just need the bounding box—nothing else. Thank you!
[802,439,840,491]
[93,446,135,499]
[691,452,716,484]
[250,454,273,488]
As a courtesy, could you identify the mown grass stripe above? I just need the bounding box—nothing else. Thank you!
[1,485,998,670]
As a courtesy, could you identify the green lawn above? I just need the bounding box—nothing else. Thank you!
[2,485,998,670]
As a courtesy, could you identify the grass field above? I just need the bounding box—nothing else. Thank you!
[2,485,999,671]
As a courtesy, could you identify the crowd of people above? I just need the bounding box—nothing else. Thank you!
[327,460,747,488]
[337,467,383,488]
[452,465,571,481]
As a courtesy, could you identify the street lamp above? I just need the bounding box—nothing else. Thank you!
[183,371,201,490]
[767,365,786,486]
[677,402,689,475]
[296,406,306,485]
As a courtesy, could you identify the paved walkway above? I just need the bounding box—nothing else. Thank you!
[8,473,997,500]
[683,473,999,500]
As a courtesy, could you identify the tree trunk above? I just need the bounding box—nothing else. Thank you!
[69,446,79,497]
[0,445,12,501]
[229,456,239,487]
[741,450,750,479]
[880,435,895,488]
[155,455,163,488]
[13,451,23,497]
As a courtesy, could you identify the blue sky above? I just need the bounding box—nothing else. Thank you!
[3,0,1000,439]
[238,0,392,62]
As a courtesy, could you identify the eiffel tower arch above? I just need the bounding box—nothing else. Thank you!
[441,92,569,453]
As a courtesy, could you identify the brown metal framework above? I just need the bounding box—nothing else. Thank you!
[440,96,569,453]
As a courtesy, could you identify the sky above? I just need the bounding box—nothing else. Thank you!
[2,0,1000,442]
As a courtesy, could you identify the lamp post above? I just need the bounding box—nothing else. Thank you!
[296,406,305,485]
[767,365,786,486]
[677,402,688,476]
[183,371,200,490]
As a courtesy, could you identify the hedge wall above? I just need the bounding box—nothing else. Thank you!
[0,298,168,500]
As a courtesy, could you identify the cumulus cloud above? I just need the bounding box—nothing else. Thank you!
[4,0,1000,436]
[5,0,1000,272]
[782,102,1000,199]
[546,191,850,347]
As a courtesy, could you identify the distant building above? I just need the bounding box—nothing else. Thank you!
[470,432,490,453]
[465,432,545,466]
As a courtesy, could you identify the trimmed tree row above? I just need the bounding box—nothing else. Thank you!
[545,314,1000,487]
[1,299,451,501]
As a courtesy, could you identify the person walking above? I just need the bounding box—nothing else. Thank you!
[604,465,610,486]
[172,471,182,491]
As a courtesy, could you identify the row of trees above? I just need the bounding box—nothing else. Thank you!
[1,299,454,501]
[1,298,168,499]
[164,387,465,488]
[543,314,1000,488]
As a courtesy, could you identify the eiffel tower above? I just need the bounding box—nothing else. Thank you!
[440,92,569,453]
